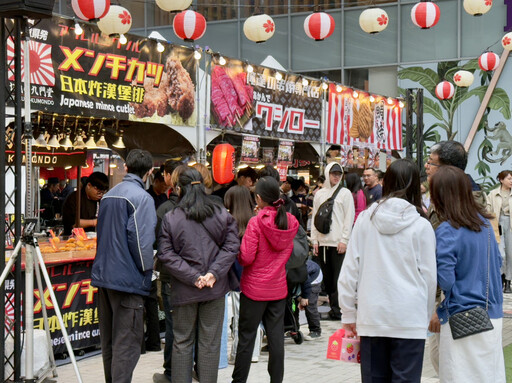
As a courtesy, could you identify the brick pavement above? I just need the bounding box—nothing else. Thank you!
[52,293,512,383]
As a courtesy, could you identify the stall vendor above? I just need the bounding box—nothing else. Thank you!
[40,177,61,221]
[62,172,109,236]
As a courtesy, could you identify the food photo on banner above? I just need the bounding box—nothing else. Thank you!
[327,84,402,151]
[277,140,294,165]
[5,16,197,127]
[240,135,260,163]
[210,57,322,142]
[262,147,274,165]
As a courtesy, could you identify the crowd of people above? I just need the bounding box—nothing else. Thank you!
[73,140,507,383]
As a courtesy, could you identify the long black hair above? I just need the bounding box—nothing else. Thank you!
[255,176,288,230]
[176,168,221,222]
[345,172,369,204]
[377,159,426,217]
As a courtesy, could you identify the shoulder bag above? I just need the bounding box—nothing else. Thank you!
[448,227,494,340]
[313,183,343,234]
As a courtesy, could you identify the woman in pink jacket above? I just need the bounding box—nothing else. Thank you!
[345,172,368,223]
[232,176,299,383]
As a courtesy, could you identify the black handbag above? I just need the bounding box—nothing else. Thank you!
[448,228,494,340]
[313,183,343,234]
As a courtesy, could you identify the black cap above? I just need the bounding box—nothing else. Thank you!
[48,177,59,185]
[329,163,343,173]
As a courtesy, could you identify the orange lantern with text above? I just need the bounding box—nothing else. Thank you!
[212,143,235,184]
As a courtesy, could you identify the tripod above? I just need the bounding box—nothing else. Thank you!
[0,220,83,383]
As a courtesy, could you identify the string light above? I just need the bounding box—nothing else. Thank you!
[387,97,394,105]
[219,56,226,65]
[322,82,328,90]
[246,64,253,72]
[194,50,202,60]
[74,21,83,36]
[369,95,375,102]
[275,72,283,80]
[119,34,128,45]
[352,90,359,98]
[336,85,342,92]
[302,78,308,86]
[157,42,165,52]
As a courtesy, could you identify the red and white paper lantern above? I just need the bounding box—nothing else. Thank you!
[435,81,455,100]
[72,0,110,21]
[410,2,440,29]
[478,52,500,71]
[173,10,207,42]
[304,12,336,41]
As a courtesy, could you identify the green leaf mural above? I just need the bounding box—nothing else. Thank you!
[398,59,511,191]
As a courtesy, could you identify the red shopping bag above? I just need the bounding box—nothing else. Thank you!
[326,329,345,360]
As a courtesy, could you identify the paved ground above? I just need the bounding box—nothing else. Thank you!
[52,293,512,383]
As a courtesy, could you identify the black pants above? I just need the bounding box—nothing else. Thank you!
[360,336,425,383]
[305,283,321,333]
[144,280,161,350]
[232,294,286,383]
[98,288,145,383]
[318,246,344,317]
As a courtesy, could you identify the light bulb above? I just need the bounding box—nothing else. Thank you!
[246,64,253,73]
[369,95,375,102]
[387,97,394,105]
[74,23,83,36]
[398,100,405,108]
[119,34,127,45]
[275,72,282,81]
[157,42,165,52]
[353,91,359,98]
[219,56,226,65]
[336,85,342,93]
[194,50,202,60]
[302,78,308,86]
[322,82,328,90]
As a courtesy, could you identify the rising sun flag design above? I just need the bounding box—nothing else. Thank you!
[7,38,56,86]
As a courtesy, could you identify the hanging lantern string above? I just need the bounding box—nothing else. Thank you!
[484,37,503,52]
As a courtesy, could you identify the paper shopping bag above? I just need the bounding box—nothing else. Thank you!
[326,329,345,360]
[340,337,361,363]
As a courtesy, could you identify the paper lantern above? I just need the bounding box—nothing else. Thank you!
[72,0,110,21]
[502,32,512,51]
[410,2,440,29]
[156,0,192,12]
[479,52,500,71]
[463,0,492,16]
[173,10,207,42]
[359,8,388,34]
[304,12,336,41]
[435,81,455,100]
[212,143,235,185]
[244,14,275,43]
[97,5,132,36]
[453,70,474,87]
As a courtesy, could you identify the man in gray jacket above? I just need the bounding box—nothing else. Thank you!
[92,149,156,383]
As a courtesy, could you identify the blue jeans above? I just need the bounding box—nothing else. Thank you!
[162,282,173,379]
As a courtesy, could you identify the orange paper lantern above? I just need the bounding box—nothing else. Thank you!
[212,143,235,184]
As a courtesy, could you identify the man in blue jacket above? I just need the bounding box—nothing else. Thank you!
[92,149,157,383]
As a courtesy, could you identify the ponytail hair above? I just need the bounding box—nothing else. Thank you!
[255,176,288,230]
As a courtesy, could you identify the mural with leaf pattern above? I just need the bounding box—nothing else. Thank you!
[398,58,511,191]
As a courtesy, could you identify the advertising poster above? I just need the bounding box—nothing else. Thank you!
[327,84,402,150]
[6,17,197,126]
[240,135,260,163]
[210,60,322,142]
[262,148,274,165]
[277,164,288,182]
[277,140,294,165]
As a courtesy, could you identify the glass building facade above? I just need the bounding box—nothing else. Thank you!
[52,0,508,94]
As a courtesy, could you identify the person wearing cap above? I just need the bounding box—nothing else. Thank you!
[311,162,355,320]
[62,172,109,236]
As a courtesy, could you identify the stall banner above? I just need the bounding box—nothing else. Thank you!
[240,135,260,163]
[5,261,100,354]
[6,17,197,126]
[327,84,402,150]
[262,148,274,165]
[210,60,322,142]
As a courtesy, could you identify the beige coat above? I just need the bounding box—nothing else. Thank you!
[487,187,512,231]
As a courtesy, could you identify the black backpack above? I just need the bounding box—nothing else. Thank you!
[313,184,343,234]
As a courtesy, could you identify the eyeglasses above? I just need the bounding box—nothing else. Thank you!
[92,185,108,195]
[425,161,441,167]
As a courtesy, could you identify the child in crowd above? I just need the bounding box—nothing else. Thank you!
[299,259,323,340]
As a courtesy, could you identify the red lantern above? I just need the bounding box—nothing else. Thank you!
[411,2,440,29]
[435,81,455,100]
[212,143,235,185]
[479,52,500,71]
[304,12,336,41]
[72,0,110,21]
[173,10,207,42]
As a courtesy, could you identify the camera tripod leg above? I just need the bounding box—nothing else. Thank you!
[33,252,58,379]
[0,240,23,287]
[32,240,83,383]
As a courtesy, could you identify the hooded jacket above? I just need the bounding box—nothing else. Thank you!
[338,198,437,339]
[92,173,157,296]
[239,206,299,301]
[311,162,355,247]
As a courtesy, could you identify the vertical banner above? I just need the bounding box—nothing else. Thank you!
[327,84,403,150]
[262,148,274,165]
[277,140,294,165]
[277,164,288,182]
[240,135,260,163]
